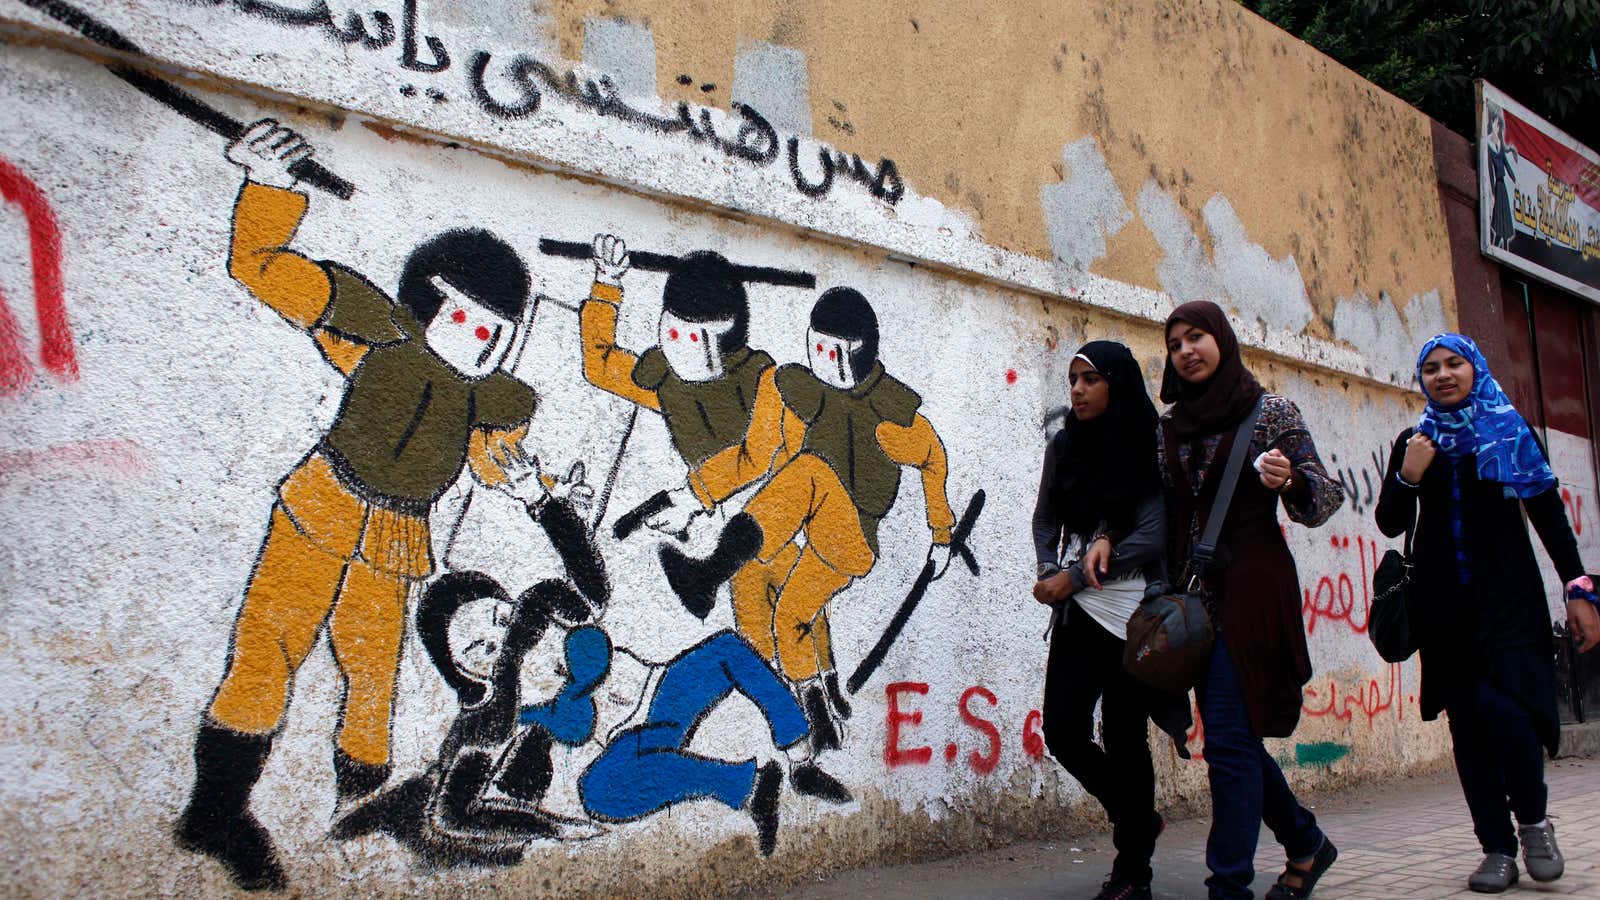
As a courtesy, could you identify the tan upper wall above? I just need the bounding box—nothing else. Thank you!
[549,0,1455,341]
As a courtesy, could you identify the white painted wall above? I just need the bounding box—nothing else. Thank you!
[0,2,1526,895]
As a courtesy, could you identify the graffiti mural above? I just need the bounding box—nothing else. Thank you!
[125,104,974,889]
[0,1,1498,894]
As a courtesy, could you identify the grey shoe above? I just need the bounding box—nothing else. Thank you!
[1468,853,1519,893]
[1518,820,1565,882]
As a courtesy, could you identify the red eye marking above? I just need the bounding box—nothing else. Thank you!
[669,328,679,341]
[828,349,837,360]
[475,325,490,341]
[1006,369,1018,384]
[816,343,824,352]
[689,331,699,342]
[451,309,467,324]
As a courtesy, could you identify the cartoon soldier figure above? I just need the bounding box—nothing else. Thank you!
[578,236,841,694]
[176,119,558,891]
[649,287,955,750]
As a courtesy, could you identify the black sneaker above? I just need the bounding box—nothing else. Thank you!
[1091,876,1152,900]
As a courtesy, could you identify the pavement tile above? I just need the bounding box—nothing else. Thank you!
[774,758,1600,900]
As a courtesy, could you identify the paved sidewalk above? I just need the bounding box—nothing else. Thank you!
[778,758,1600,899]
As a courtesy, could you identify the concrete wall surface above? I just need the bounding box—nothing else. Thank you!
[0,0,1561,896]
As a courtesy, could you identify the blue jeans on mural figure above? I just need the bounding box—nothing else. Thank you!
[579,631,809,821]
[1198,639,1325,900]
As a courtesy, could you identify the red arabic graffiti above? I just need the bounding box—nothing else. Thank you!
[1301,534,1383,636]
[1301,662,1409,727]
[0,156,76,396]
[1562,488,1584,537]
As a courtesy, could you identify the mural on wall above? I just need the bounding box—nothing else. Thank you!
[0,2,1492,894]
[174,118,558,890]
[150,106,971,890]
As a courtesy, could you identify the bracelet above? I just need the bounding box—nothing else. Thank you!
[1395,471,1421,489]
[1276,471,1296,495]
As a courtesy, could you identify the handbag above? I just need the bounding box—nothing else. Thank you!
[1124,396,1264,694]
[1369,509,1418,663]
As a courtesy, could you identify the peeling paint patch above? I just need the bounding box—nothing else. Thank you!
[582,18,657,100]
[731,41,811,136]
[1039,137,1132,272]
[1332,289,1444,383]
[1137,179,1223,304]
[1203,194,1313,334]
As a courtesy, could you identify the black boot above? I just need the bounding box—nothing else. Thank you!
[174,724,287,892]
[333,748,391,807]
[803,682,841,753]
[748,760,782,857]
[790,761,852,804]
[823,670,853,720]
[660,512,763,618]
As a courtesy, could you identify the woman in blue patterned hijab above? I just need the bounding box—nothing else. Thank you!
[1377,331,1593,893]
[1414,333,1555,497]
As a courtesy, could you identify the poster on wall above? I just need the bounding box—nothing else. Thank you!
[1477,80,1600,305]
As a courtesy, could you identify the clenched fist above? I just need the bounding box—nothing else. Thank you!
[1400,432,1436,484]
[227,118,313,190]
[592,234,631,287]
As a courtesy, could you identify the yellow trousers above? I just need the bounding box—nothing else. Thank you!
[208,455,426,766]
[732,453,875,682]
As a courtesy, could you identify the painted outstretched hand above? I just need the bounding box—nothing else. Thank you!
[494,444,596,513]
[592,233,631,287]
[227,118,314,190]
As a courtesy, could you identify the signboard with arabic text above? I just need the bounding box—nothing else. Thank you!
[1477,80,1600,305]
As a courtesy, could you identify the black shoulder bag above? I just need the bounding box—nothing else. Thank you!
[1124,396,1264,694]
[1369,505,1418,663]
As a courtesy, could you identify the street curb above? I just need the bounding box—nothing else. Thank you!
[1560,722,1600,759]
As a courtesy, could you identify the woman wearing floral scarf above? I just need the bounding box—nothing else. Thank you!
[1375,333,1596,894]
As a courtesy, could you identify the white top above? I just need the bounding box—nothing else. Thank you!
[1059,533,1144,639]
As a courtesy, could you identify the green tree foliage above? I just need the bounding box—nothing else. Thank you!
[1242,0,1600,149]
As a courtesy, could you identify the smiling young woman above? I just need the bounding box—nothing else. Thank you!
[1157,301,1345,900]
[1376,333,1595,894]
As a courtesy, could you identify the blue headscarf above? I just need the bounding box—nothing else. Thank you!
[1415,333,1555,498]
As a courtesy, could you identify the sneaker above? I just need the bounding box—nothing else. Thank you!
[1518,820,1564,882]
[1468,852,1519,893]
[1091,876,1152,900]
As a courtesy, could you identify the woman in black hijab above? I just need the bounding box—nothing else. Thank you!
[1159,301,1344,900]
[1031,340,1188,900]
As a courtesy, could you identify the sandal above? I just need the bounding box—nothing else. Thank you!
[1264,837,1338,900]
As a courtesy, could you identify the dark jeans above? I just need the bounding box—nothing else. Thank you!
[1197,639,1323,900]
[1444,677,1548,857]
[1042,601,1159,885]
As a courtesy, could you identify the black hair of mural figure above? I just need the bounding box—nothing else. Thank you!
[661,252,751,354]
[810,287,878,382]
[397,229,532,327]
[333,499,609,868]
[417,570,511,708]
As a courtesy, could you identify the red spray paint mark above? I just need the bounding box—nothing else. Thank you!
[959,686,1001,775]
[1301,663,1405,727]
[0,438,148,480]
[884,682,932,768]
[1005,369,1018,385]
[1301,534,1382,636]
[0,157,75,395]
[1022,709,1046,761]
[1562,488,1583,537]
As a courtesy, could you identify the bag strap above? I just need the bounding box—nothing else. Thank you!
[1188,396,1266,584]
